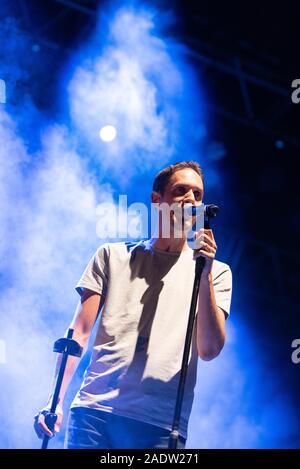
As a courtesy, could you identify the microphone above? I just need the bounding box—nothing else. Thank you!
[199,204,219,218]
[186,204,220,249]
[186,204,220,218]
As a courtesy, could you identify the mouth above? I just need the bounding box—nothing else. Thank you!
[182,203,196,219]
[171,204,196,233]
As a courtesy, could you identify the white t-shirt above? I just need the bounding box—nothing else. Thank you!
[71,240,232,438]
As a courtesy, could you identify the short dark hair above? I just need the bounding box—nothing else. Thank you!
[152,161,204,194]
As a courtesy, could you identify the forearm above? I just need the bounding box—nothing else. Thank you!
[196,273,225,360]
[46,291,101,407]
[47,328,89,407]
[35,291,100,439]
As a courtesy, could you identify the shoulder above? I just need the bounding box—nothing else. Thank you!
[212,259,232,283]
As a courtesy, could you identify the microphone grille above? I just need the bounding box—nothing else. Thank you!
[205,204,220,217]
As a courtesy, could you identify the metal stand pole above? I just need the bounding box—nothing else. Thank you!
[168,204,219,449]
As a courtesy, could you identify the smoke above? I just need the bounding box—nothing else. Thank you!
[0,2,205,448]
[0,111,102,447]
[68,6,204,187]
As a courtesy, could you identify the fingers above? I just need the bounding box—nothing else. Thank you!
[203,228,215,243]
[33,410,62,439]
[196,240,215,252]
[34,412,53,439]
[193,229,217,252]
[193,248,215,261]
[192,229,217,262]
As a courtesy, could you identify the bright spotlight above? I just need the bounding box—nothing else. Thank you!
[99,125,117,142]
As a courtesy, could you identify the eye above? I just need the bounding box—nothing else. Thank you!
[194,191,202,201]
[174,186,185,195]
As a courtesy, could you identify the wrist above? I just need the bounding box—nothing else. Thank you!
[201,271,213,283]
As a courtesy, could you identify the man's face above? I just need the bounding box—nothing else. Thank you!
[152,168,204,237]
[159,168,204,206]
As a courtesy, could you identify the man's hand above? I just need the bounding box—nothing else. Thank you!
[34,404,63,439]
[193,228,217,275]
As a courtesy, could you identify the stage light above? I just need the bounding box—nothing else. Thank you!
[99,125,117,142]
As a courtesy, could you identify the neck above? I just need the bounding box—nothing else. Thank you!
[150,230,189,253]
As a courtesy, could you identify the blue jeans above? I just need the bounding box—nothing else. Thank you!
[65,407,186,449]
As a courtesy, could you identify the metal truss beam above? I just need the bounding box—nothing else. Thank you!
[53,0,94,15]
[15,0,300,149]
[186,47,299,147]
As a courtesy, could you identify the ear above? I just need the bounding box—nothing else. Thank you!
[151,191,161,204]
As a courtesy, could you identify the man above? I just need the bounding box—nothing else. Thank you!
[34,161,232,449]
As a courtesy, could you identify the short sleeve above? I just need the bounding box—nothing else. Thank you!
[212,263,233,319]
[75,244,109,298]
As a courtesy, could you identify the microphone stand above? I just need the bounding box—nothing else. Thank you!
[168,204,219,449]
